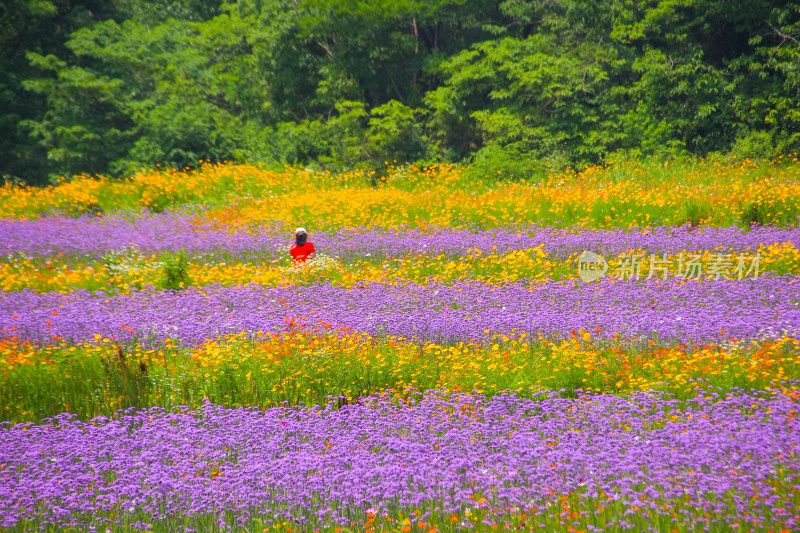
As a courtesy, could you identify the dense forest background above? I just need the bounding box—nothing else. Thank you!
[2,0,799,186]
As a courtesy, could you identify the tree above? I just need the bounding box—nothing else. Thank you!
[22,2,267,179]
[10,0,800,183]
[0,0,118,184]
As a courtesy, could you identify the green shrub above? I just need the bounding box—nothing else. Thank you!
[160,249,191,291]
[683,199,711,227]
[741,202,764,228]
[730,130,777,161]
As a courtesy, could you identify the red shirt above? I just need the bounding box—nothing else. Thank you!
[290,242,315,263]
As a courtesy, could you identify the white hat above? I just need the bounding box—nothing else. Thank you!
[295,227,307,235]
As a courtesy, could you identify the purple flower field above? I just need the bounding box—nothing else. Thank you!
[1,388,798,531]
[2,206,799,532]
[3,276,799,347]
[2,212,799,260]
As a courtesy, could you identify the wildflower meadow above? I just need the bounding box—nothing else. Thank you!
[1,159,799,532]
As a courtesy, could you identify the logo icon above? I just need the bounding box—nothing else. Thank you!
[578,251,608,282]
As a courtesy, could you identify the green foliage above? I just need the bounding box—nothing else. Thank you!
[20,11,268,181]
[0,0,119,185]
[466,144,549,182]
[100,345,152,411]
[366,100,427,166]
[730,130,778,161]
[160,249,190,291]
[741,202,765,228]
[429,29,612,171]
[683,199,711,227]
[3,0,800,182]
[745,3,800,154]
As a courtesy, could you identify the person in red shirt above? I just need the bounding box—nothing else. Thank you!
[290,227,316,264]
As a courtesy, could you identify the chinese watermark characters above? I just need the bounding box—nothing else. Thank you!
[578,251,761,282]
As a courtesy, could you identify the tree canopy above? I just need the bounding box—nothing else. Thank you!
[2,0,799,184]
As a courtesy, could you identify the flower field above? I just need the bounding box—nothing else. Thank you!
[1,160,799,532]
